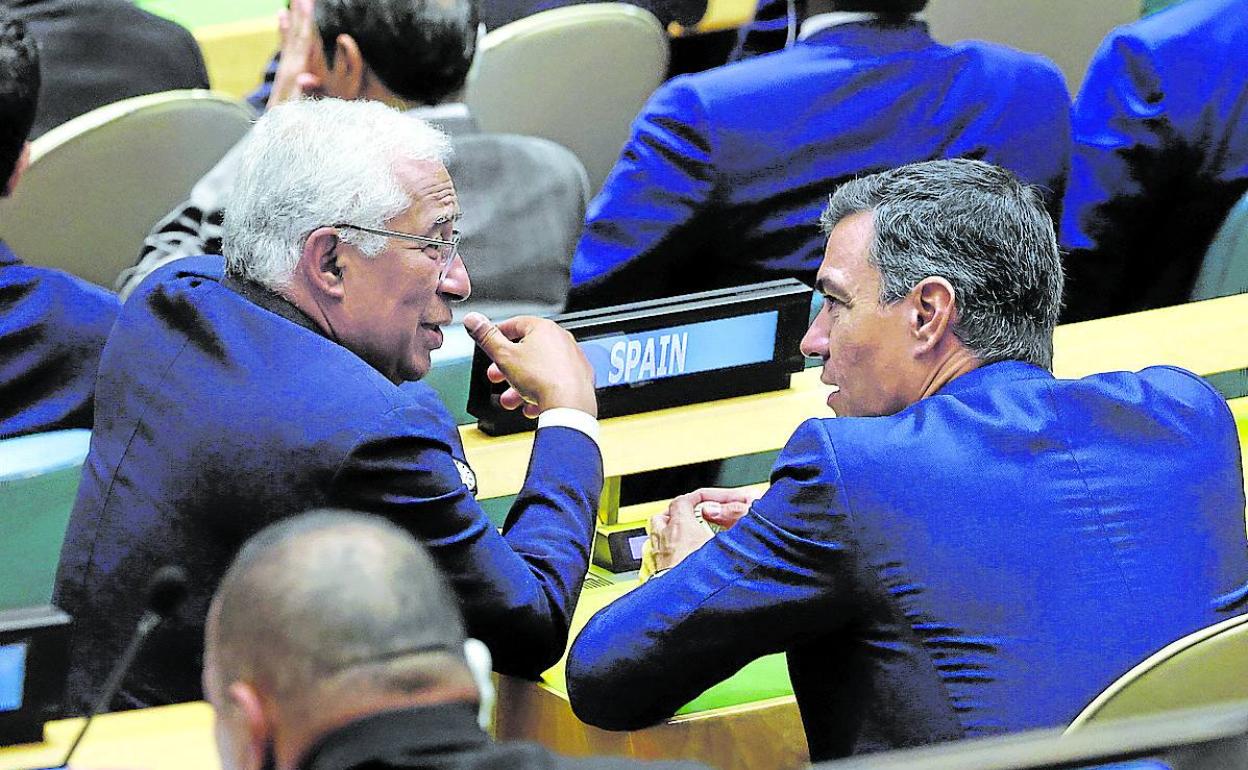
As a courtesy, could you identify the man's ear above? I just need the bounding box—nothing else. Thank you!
[911,276,956,354]
[299,227,345,300]
[3,142,31,198]
[330,33,366,99]
[227,680,275,770]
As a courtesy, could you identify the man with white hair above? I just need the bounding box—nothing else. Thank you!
[56,97,602,713]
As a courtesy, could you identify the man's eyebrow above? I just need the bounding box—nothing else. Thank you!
[815,276,846,297]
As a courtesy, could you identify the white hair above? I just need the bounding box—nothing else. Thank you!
[223,97,453,291]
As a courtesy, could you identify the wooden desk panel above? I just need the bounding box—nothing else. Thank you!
[462,369,830,501]
[0,702,218,770]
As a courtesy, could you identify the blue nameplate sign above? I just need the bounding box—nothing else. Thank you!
[468,279,811,436]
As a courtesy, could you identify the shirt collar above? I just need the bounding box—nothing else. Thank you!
[407,102,479,136]
[298,704,487,770]
[798,10,925,41]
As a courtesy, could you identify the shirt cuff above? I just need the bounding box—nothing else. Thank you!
[537,407,600,443]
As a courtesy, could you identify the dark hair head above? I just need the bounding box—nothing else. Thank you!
[207,509,469,711]
[316,0,478,106]
[830,0,928,14]
[0,13,39,184]
[821,158,1063,369]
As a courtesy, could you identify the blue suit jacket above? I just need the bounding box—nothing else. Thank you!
[1060,0,1248,320]
[55,257,602,711]
[567,362,1248,761]
[568,21,1070,308]
[0,241,118,440]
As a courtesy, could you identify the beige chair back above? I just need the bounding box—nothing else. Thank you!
[466,3,669,195]
[0,90,254,289]
[1067,613,1248,730]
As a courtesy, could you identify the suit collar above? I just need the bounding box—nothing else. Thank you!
[0,240,21,267]
[934,359,1055,400]
[223,273,328,340]
[298,704,487,770]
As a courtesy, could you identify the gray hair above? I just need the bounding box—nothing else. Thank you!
[222,97,452,291]
[821,159,1063,369]
[207,510,469,715]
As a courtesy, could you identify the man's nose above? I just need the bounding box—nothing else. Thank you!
[799,309,828,358]
[438,254,472,302]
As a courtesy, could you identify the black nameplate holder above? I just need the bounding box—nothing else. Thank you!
[467,279,812,436]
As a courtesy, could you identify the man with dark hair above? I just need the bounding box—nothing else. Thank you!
[567,159,1248,760]
[0,11,118,440]
[206,510,708,770]
[566,0,1070,309]
[2,0,208,138]
[120,0,587,319]
[1060,0,1248,320]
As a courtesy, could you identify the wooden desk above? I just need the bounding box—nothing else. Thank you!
[461,367,830,504]
[0,702,218,770]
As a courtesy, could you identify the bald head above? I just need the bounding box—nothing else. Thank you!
[205,510,476,732]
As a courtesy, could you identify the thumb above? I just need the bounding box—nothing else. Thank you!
[463,312,508,359]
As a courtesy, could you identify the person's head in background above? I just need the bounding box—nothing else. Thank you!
[203,510,482,770]
[287,0,477,107]
[802,0,928,24]
[0,12,39,198]
[801,158,1063,418]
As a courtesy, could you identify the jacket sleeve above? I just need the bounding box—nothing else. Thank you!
[976,55,1071,219]
[336,408,602,678]
[567,77,718,309]
[565,418,860,729]
[1060,31,1172,320]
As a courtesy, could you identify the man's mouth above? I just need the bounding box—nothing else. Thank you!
[421,323,444,348]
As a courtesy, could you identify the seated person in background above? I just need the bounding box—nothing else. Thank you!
[1060,0,1248,321]
[566,0,1070,309]
[120,0,588,320]
[567,159,1248,761]
[5,0,207,138]
[56,97,603,713]
[206,510,709,770]
[0,12,118,440]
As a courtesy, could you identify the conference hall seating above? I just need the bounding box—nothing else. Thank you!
[0,90,253,289]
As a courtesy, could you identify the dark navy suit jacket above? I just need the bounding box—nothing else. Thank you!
[1060,0,1248,320]
[568,21,1070,308]
[55,257,602,711]
[0,240,118,440]
[567,361,1248,761]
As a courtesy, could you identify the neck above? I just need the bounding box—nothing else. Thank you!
[279,280,339,343]
[916,345,981,402]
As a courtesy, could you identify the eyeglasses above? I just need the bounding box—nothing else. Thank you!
[333,223,461,283]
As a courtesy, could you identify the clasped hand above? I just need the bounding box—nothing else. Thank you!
[643,487,760,578]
